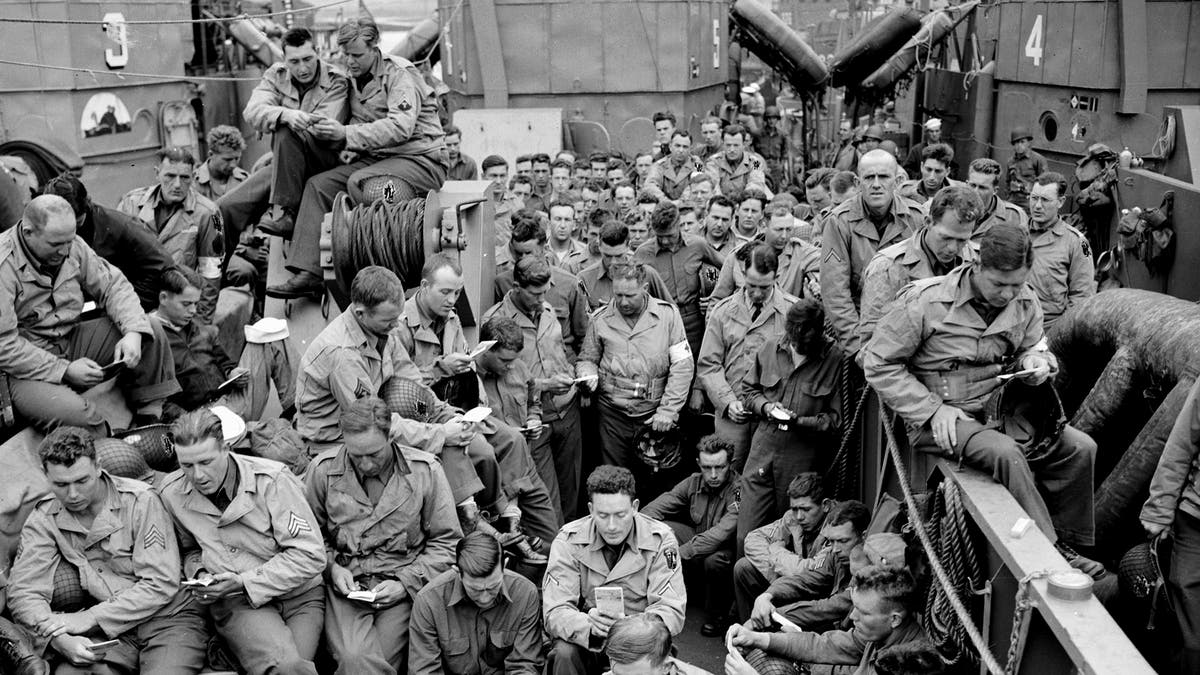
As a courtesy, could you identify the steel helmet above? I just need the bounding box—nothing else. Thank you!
[633,424,683,472]
[1010,126,1034,143]
[862,125,884,142]
[383,377,439,423]
[114,423,177,472]
[982,378,1065,461]
[93,437,153,482]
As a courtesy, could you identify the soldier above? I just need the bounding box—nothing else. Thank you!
[547,201,589,269]
[543,466,686,675]
[651,111,677,159]
[698,245,797,471]
[711,206,820,302]
[733,189,767,244]
[305,397,461,673]
[632,152,655,191]
[605,615,713,675]
[576,221,674,312]
[820,149,923,357]
[800,168,835,225]
[117,147,223,323]
[634,202,724,356]
[576,262,694,498]
[0,196,180,434]
[691,117,723,162]
[160,409,328,675]
[857,186,980,351]
[640,436,739,638]
[699,195,737,255]
[645,131,705,201]
[902,118,942,178]
[8,427,207,673]
[897,143,962,206]
[735,472,830,622]
[394,254,470,390]
[754,106,790,190]
[526,154,554,214]
[1025,172,1095,330]
[863,222,1102,572]
[194,125,249,201]
[409,532,543,674]
[444,124,479,181]
[705,124,768,197]
[269,17,448,299]
[1004,126,1048,211]
[965,157,1028,244]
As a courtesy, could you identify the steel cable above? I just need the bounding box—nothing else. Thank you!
[332,196,427,289]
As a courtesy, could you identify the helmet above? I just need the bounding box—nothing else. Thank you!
[383,377,439,423]
[982,378,1065,461]
[633,425,682,472]
[93,437,153,481]
[1010,126,1034,143]
[114,424,176,472]
[1118,535,1172,630]
[862,125,884,142]
[50,561,87,613]
[359,175,417,205]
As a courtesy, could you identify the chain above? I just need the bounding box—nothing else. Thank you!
[1003,570,1050,675]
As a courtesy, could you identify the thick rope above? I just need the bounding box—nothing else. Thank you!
[0,0,354,25]
[825,357,869,499]
[333,196,427,289]
[880,409,1006,675]
[925,479,984,667]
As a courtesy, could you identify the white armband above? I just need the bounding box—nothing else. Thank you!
[198,257,222,280]
[668,340,691,364]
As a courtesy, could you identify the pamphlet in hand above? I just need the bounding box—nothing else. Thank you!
[594,586,625,617]
[772,611,803,633]
[347,590,377,603]
[88,639,121,654]
[470,340,498,358]
[461,406,492,424]
[181,577,214,587]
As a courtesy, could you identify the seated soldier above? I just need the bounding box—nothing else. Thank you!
[735,472,830,621]
[8,427,207,673]
[116,147,223,323]
[160,409,327,675]
[194,125,249,202]
[543,466,686,675]
[640,435,739,638]
[409,532,543,674]
[605,614,715,675]
[726,566,931,675]
[394,254,471,393]
[0,196,180,434]
[152,267,295,421]
[305,397,461,674]
[41,174,175,311]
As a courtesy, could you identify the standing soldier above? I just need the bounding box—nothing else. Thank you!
[897,143,962,206]
[902,118,942,178]
[576,262,694,499]
[160,409,328,675]
[444,124,479,181]
[8,427,207,673]
[693,116,725,162]
[543,466,686,675]
[705,124,768,197]
[645,131,705,201]
[820,149,924,357]
[305,397,461,674]
[710,206,820,303]
[1004,126,1048,211]
[697,245,797,471]
[576,222,674,313]
[966,158,1028,243]
[1025,172,1095,331]
[754,106,790,191]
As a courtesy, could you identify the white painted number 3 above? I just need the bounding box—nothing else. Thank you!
[1025,14,1044,66]
[103,12,128,69]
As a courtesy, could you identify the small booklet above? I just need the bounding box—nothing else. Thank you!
[347,590,377,603]
[461,406,492,424]
[594,586,624,617]
[470,340,498,358]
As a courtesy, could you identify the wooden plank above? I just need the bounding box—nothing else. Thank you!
[937,461,1156,675]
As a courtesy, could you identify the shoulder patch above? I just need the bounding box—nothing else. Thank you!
[663,546,678,570]
[398,94,413,113]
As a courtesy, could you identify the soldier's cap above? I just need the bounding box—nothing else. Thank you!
[245,317,289,344]
[924,118,942,131]
[862,125,884,142]
[742,82,760,95]
[209,405,246,445]
[863,533,907,567]
[1010,126,1034,143]
[764,106,782,120]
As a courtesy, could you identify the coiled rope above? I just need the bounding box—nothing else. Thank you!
[331,196,427,289]
[924,478,985,667]
[825,358,869,500]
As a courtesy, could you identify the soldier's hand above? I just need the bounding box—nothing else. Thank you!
[311,117,346,142]
[750,594,775,629]
[1019,353,1053,385]
[330,564,358,597]
[724,648,759,675]
[282,109,314,134]
[114,332,143,368]
[50,634,100,666]
[370,580,407,608]
[57,612,97,636]
[225,367,250,389]
[587,608,621,638]
[441,420,474,447]
[930,405,971,453]
[65,358,105,388]
[577,373,599,393]
[1143,521,1168,540]
[726,401,751,424]
[197,572,244,602]
[648,411,674,433]
[726,623,768,651]
[441,353,474,375]
[542,373,574,395]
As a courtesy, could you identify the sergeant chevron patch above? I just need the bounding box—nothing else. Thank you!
[144,525,166,549]
[288,512,313,538]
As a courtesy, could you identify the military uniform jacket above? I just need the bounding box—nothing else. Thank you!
[480,358,543,427]
[305,444,460,596]
[1143,377,1200,527]
[394,295,468,386]
[495,265,590,357]
[193,161,249,201]
[819,195,924,355]
[971,196,1028,244]
[744,342,843,431]
[710,238,820,302]
[896,177,966,206]
[697,287,797,417]
[704,152,768,197]
[577,261,674,313]
[764,545,852,630]
[159,453,327,607]
[577,296,694,420]
[645,155,706,201]
[243,60,350,134]
[156,313,236,410]
[765,618,930,675]
[9,473,186,638]
[743,515,830,582]
[346,50,446,160]
[116,185,222,322]
[80,204,176,311]
[1029,217,1095,329]
[1004,150,1048,209]
[640,474,740,559]
[543,513,687,646]
[862,264,1046,431]
[482,293,578,419]
[0,228,150,383]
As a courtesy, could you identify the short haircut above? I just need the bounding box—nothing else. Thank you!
[830,170,858,194]
[548,199,575,215]
[786,472,825,501]
[513,255,552,288]
[968,157,1002,177]
[723,123,748,140]
[588,151,610,164]
[636,189,662,206]
[826,499,871,535]
[532,153,551,166]
[171,408,225,449]
[670,129,692,143]
[456,530,503,577]
[551,158,572,172]
[652,111,677,126]
[159,146,196,167]
[634,151,654,162]
[700,115,723,129]
[336,17,380,47]
[582,178,610,194]
[707,194,735,213]
[510,214,548,245]
[42,173,88,217]
[1035,171,1068,198]
[351,266,404,308]
[979,221,1034,272]
[339,396,390,437]
[605,614,671,667]
[480,315,523,352]
[920,143,954,166]
[282,27,314,50]
[589,208,615,228]
[608,261,647,284]
[613,182,636,196]
[587,465,637,499]
[38,426,97,469]
[510,175,533,189]
[481,155,507,172]
[928,185,982,225]
[421,252,462,281]
[607,158,627,171]
[23,195,75,234]
[696,434,733,461]
[649,201,679,234]
[736,189,766,211]
[599,221,629,246]
[516,154,532,166]
[206,125,245,154]
[805,167,835,190]
[688,172,714,187]
[745,244,779,276]
[852,565,919,615]
[443,124,461,138]
[160,266,203,295]
[573,159,591,172]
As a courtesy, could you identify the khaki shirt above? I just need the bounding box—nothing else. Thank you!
[305,444,460,595]
[862,264,1045,431]
[193,161,249,201]
[577,261,674,312]
[495,265,589,357]
[159,453,327,607]
[743,515,830,582]
[9,473,186,638]
[243,60,350,134]
[1028,218,1095,329]
[0,228,150,382]
[116,186,222,322]
[704,152,768,196]
[1004,150,1048,210]
[543,513,687,647]
[819,195,924,355]
[410,569,542,675]
[710,238,820,302]
[577,296,694,420]
[346,50,446,159]
[480,359,542,427]
[764,617,930,675]
[645,155,706,201]
[640,474,740,559]
[482,293,577,418]
[697,287,796,416]
[896,177,966,206]
[394,295,468,386]
[634,234,725,348]
[972,196,1028,244]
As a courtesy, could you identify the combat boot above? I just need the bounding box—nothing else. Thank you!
[0,618,49,675]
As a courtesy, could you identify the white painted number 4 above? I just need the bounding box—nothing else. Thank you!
[1025,14,1044,66]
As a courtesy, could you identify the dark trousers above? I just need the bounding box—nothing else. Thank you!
[736,427,823,556]
[530,430,563,522]
[547,400,583,519]
[912,420,1096,546]
[597,400,672,502]
[1170,511,1200,673]
[664,521,733,622]
[734,557,770,622]
[550,640,608,675]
